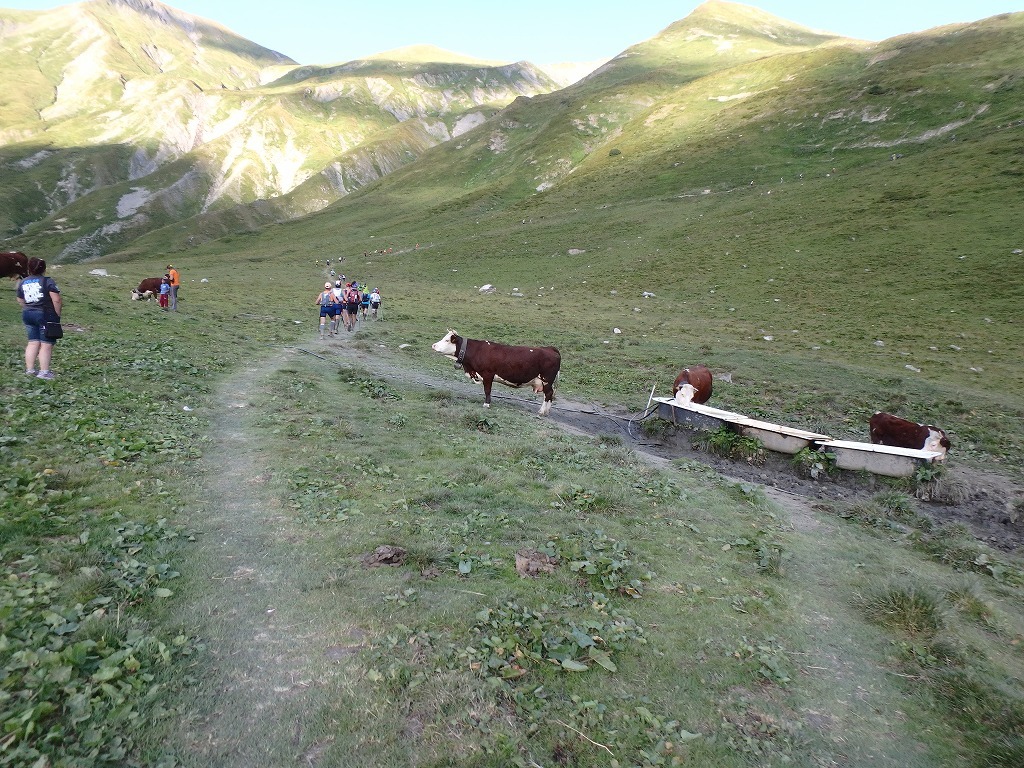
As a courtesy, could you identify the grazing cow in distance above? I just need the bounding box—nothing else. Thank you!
[431,330,561,416]
[0,251,28,280]
[673,364,713,405]
[131,277,162,300]
[869,412,951,457]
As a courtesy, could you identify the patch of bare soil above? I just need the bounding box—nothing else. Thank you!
[313,341,1024,554]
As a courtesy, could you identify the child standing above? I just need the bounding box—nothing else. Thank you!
[158,276,170,310]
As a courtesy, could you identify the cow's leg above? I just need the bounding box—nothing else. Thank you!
[539,379,554,416]
[482,374,494,407]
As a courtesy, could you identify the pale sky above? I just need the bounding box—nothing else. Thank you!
[4,0,1021,65]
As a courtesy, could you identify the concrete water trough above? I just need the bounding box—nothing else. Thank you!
[816,439,945,478]
[653,398,831,454]
[653,397,747,431]
[653,397,946,477]
[734,418,832,455]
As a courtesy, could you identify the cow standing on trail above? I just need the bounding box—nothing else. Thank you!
[431,330,561,416]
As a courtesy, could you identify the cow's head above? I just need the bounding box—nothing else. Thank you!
[673,383,697,405]
[924,427,952,457]
[131,289,141,301]
[431,330,458,356]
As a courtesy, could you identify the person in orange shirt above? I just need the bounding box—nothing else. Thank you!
[166,264,180,311]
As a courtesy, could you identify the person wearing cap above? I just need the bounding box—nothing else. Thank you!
[330,280,345,334]
[315,282,335,339]
[166,264,180,311]
[370,287,381,319]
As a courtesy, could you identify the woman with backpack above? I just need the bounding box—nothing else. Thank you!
[17,257,62,379]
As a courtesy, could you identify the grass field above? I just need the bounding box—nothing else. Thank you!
[2,252,1022,766]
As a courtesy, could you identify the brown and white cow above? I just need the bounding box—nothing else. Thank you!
[131,277,162,300]
[0,251,28,280]
[431,330,561,416]
[672,364,713,405]
[869,412,951,457]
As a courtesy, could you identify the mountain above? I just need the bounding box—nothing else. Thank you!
[2,0,1021,273]
[0,0,561,258]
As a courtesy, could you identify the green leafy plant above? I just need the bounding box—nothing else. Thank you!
[561,531,651,598]
[693,428,766,465]
[791,447,836,479]
[756,543,787,577]
[461,599,646,678]
[732,636,792,685]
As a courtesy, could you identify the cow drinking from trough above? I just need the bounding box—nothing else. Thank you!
[869,412,951,457]
[131,277,163,300]
[431,330,561,416]
[0,251,28,280]
[672,364,713,405]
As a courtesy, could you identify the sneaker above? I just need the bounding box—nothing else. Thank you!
[36,371,55,380]
[25,369,36,376]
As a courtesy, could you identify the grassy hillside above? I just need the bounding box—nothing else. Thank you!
[1,4,1023,766]
[141,6,1018,468]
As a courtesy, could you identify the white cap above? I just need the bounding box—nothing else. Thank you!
[325,282,332,289]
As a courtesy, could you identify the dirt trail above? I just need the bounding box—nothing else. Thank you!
[169,352,360,766]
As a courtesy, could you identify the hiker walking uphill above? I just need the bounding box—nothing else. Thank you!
[330,281,345,335]
[343,282,361,332]
[315,282,337,340]
[370,287,382,320]
[166,264,180,311]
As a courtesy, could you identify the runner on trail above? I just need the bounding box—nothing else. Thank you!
[315,282,335,339]
[344,282,361,332]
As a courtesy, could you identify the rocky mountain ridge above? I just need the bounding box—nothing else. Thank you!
[0,0,563,258]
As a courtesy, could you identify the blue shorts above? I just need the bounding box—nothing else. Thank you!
[22,307,55,344]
